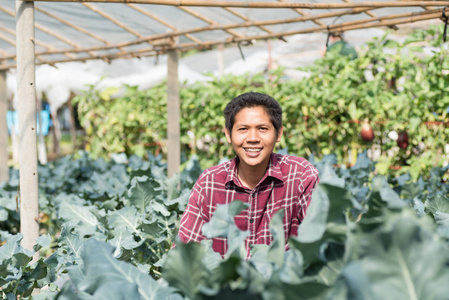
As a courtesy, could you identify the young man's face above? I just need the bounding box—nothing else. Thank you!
[225,106,283,170]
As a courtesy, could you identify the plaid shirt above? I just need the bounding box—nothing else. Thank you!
[178,153,319,258]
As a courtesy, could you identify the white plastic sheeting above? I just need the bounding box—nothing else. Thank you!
[0,0,442,70]
[4,27,399,111]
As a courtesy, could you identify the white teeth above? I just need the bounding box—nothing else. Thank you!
[245,148,262,152]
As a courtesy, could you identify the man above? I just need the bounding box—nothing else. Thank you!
[178,92,319,258]
[323,32,357,60]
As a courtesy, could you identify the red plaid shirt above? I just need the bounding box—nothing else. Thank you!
[178,153,319,258]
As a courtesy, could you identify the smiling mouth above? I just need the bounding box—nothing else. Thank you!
[244,147,262,153]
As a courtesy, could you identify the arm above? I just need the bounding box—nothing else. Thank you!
[178,178,207,244]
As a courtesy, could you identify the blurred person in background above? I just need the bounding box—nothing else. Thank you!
[322,31,358,59]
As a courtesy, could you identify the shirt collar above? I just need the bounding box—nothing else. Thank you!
[225,153,284,187]
[225,157,240,187]
[266,153,284,182]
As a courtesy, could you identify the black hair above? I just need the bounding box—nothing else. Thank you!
[223,92,282,136]
[329,31,344,39]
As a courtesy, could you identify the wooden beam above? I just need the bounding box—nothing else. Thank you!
[1,6,387,59]
[35,6,131,57]
[221,10,444,42]
[0,31,17,47]
[35,6,110,44]
[82,2,163,57]
[326,10,444,32]
[0,8,443,70]
[126,4,202,43]
[28,0,449,8]
[0,47,160,70]
[0,6,78,60]
[179,6,243,38]
[0,5,80,49]
[16,0,39,258]
[0,47,7,57]
[277,0,326,27]
[0,71,8,183]
[82,3,143,38]
[342,0,379,19]
[167,47,180,177]
[0,30,49,64]
[223,7,275,35]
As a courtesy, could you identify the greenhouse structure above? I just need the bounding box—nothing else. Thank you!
[0,1,448,298]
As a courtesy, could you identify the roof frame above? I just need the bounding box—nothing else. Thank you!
[26,0,449,8]
[0,1,447,70]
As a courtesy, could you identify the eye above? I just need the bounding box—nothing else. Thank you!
[238,127,247,131]
[259,127,268,131]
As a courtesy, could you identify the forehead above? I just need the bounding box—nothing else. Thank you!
[234,106,271,124]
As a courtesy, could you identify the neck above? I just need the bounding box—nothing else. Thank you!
[237,161,268,190]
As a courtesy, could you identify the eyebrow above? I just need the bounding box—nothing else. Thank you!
[234,123,272,127]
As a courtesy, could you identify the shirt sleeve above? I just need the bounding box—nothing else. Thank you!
[178,176,207,244]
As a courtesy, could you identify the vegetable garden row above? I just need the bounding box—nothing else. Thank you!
[1,151,449,299]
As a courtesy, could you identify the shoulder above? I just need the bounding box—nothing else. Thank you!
[195,159,232,185]
[274,153,319,179]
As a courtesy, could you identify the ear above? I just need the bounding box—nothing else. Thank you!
[225,127,232,144]
[276,126,283,143]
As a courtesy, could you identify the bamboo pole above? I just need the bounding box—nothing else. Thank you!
[0,31,17,47]
[0,6,431,60]
[223,7,275,35]
[0,10,442,70]
[34,24,81,52]
[35,6,110,44]
[167,45,180,178]
[82,2,160,56]
[179,6,244,38]
[328,10,443,32]
[82,3,144,38]
[221,10,444,43]
[126,3,203,43]
[0,71,8,183]
[343,0,379,19]
[16,0,39,257]
[0,31,49,64]
[0,8,443,70]
[277,0,326,27]
[0,6,79,60]
[28,0,449,9]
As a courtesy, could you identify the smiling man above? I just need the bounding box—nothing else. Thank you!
[178,92,319,258]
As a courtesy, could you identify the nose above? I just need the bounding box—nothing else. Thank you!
[246,129,260,143]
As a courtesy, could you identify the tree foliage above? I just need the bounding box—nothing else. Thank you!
[74,25,449,179]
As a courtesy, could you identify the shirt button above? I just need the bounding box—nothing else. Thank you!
[249,219,254,223]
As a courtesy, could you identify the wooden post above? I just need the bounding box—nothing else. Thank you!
[16,1,39,255]
[167,48,180,177]
[0,71,8,183]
